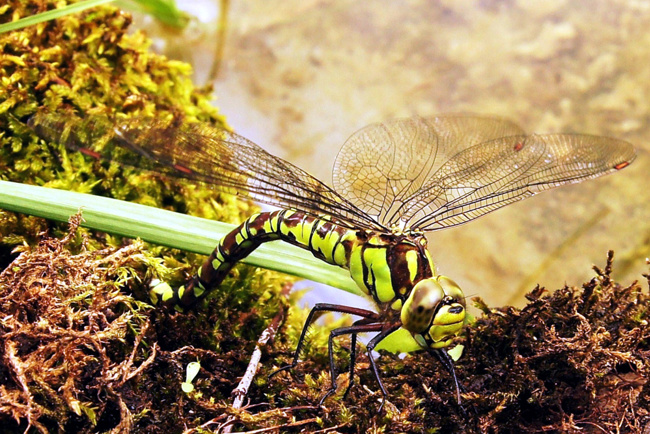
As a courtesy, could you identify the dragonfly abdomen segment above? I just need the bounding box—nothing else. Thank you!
[276,210,357,267]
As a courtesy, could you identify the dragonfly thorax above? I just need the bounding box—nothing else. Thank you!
[347,232,434,305]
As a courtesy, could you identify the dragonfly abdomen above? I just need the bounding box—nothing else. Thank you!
[152,210,361,311]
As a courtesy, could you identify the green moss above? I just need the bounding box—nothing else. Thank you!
[0,0,261,282]
[0,0,240,241]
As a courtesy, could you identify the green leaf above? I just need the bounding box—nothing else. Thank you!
[0,0,115,34]
[126,0,190,29]
[0,0,190,34]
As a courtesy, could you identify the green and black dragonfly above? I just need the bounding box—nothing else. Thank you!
[30,112,636,408]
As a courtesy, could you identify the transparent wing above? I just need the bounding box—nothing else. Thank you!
[333,116,526,226]
[333,116,635,231]
[29,112,385,231]
[405,133,636,231]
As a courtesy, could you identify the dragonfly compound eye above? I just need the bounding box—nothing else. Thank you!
[436,275,466,309]
[401,278,444,333]
[402,276,466,349]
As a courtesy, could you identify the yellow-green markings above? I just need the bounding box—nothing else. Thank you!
[246,212,261,230]
[150,281,174,305]
[287,217,316,247]
[309,221,339,264]
[349,246,369,296]
[264,216,274,233]
[405,250,419,283]
[333,232,356,267]
[211,245,225,270]
[193,280,206,298]
[177,285,185,301]
[364,238,394,303]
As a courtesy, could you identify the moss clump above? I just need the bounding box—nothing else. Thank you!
[0,0,239,251]
[459,251,650,433]
[0,214,154,432]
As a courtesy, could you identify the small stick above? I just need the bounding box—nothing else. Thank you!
[231,315,282,408]
[223,283,290,433]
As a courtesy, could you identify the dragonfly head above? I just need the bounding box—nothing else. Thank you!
[401,275,466,349]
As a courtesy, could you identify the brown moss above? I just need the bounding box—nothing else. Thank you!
[458,251,650,433]
[0,214,154,432]
[0,214,290,433]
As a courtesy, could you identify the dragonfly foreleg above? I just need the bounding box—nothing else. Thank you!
[428,347,464,406]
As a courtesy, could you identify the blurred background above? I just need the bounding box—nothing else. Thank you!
[129,0,648,308]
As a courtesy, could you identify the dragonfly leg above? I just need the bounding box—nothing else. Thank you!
[343,330,357,400]
[428,348,464,405]
[318,321,387,406]
[269,303,381,380]
[342,316,382,399]
[364,324,402,413]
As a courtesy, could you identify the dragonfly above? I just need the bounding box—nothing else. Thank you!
[29,111,636,409]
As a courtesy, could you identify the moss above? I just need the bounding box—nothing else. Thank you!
[0,214,291,433]
[0,214,154,433]
[457,251,650,432]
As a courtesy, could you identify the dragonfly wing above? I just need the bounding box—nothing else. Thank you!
[332,116,525,227]
[402,133,636,231]
[29,112,385,231]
